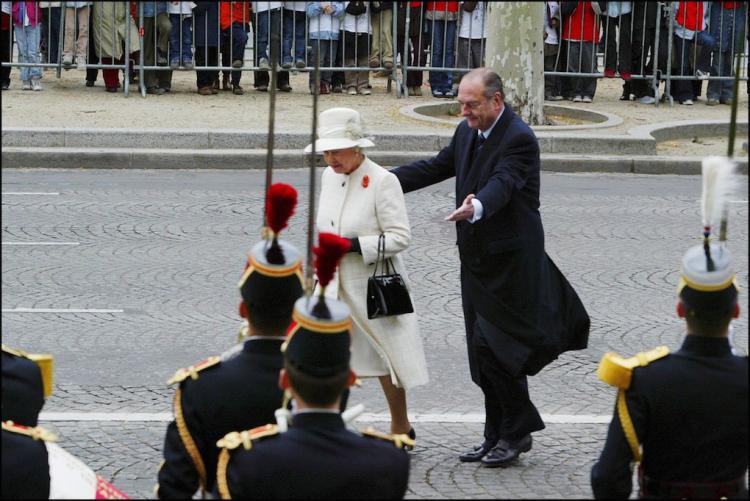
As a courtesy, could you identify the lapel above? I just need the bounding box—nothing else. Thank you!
[458,105,515,200]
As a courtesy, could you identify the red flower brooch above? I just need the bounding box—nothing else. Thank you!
[361,175,369,188]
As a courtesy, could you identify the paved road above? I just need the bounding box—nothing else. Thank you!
[2,169,747,498]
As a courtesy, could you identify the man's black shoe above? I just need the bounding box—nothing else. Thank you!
[480,435,532,468]
[459,441,496,462]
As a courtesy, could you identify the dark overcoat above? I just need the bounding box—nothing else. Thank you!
[391,105,589,380]
[1,429,51,499]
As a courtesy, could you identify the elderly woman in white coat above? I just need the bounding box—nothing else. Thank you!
[307,107,429,440]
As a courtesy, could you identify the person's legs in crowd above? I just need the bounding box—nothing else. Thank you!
[566,40,582,101]
[74,6,89,69]
[142,15,163,94]
[355,32,370,94]
[672,34,695,104]
[194,45,219,95]
[41,6,61,65]
[580,39,596,101]
[331,29,345,92]
[156,11,171,66]
[292,9,306,68]
[343,30,357,94]
[1,15,12,90]
[62,6,77,67]
[544,42,561,100]
[281,8,294,68]
[428,19,447,97]
[229,22,247,94]
[256,9,270,69]
[85,7,98,86]
[100,56,121,92]
[370,7,393,70]
[309,38,333,93]
[602,15,618,77]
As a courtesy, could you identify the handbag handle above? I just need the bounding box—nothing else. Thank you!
[372,234,394,277]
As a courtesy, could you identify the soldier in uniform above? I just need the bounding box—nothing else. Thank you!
[215,233,411,500]
[2,345,52,426]
[156,183,305,499]
[591,159,748,499]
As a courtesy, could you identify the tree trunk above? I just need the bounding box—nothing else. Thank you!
[484,2,545,125]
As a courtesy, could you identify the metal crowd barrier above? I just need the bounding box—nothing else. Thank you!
[1,1,747,104]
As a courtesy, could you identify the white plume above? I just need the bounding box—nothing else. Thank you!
[701,156,736,232]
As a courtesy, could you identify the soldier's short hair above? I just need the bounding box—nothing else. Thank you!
[284,361,349,407]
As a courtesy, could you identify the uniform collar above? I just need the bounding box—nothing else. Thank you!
[242,337,285,355]
[290,411,345,431]
[679,335,733,357]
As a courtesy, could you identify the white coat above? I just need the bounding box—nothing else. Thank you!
[316,156,429,390]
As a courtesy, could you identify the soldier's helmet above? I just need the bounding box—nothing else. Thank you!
[283,233,353,377]
[677,156,739,317]
[238,184,304,328]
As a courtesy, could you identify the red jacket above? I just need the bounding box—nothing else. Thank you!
[562,1,600,42]
[220,1,251,30]
[675,1,705,31]
[426,2,459,13]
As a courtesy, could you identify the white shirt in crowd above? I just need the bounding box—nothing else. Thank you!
[342,2,370,34]
[283,1,307,12]
[459,1,486,40]
[254,1,283,13]
[544,1,559,45]
[168,1,195,16]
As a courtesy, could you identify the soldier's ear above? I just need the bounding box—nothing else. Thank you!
[279,369,290,390]
[346,369,357,387]
[732,303,740,319]
[676,301,686,318]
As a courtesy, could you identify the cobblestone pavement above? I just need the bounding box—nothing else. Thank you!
[2,169,748,498]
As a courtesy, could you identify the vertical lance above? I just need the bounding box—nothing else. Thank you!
[720,41,744,243]
[306,44,322,296]
[263,26,280,230]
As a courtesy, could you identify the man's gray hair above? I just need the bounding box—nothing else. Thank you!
[466,68,504,101]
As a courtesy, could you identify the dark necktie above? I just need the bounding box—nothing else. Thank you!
[473,133,485,161]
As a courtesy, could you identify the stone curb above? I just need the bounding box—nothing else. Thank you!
[2,147,747,174]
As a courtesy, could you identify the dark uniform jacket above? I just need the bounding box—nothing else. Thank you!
[1,428,51,499]
[591,336,749,498]
[157,338,286,498]
[218,412,409,499]
[391,106,589,379]
[1,350,44,426]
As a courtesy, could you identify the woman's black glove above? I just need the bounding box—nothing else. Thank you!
[348,237,362,254]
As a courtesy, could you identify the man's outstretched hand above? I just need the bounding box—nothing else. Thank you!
[445,194,475,222]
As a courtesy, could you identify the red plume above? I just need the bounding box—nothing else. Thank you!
[313,233,351,288]
[266,183,297,234]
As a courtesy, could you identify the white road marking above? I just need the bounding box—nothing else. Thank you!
[730,200,748,203]
[2,308,124,313]
[38,412,612,424]
[2,192,60,195]
[2,242,80,246]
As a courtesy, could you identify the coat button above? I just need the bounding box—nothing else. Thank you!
[331,221,334,227]
[341,181,345,187]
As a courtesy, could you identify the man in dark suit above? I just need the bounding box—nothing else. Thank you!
[391,67,590,467]
[215,257,411,499]
[156,184,305,498]
[591,226,748,498]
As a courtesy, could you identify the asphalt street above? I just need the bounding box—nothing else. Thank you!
[2,168,748,498]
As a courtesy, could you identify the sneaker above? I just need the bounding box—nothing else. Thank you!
[183,60,194,70]
[281,60,293,69]
[638,95,656,104]
[258,58,270,70]
[432,89,444,98]
[359,87,371,95]
[706,98,719,106]
[21,80,32,91]
[332,83,343,93]
[76,57,86,71]
[443,89,454,98]
[62,55,73,69]
[232,84,244,95]
[31,79,42,91]
[295,59,306,69]
[552,95,564,101]
[347,86,358,95]
[170,60,179,70]
[681,99,694,105]
[572,95,582,102]
[582,95,592,103]
[695,69,709,79]
[603,68,615,78]
[232,59,243,69]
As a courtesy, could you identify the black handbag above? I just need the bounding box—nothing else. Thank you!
[366,234,414,319]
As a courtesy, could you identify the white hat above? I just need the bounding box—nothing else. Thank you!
[304,108,375,153]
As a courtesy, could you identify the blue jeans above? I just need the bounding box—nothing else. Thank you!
[309,38,336,87]
[282,9,306,65]
[15,24,42,81]
[428,19,456,93]
[169,14,193,64]
[256,8,282,62]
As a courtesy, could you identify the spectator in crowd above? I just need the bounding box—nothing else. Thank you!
[253,1,292,92]
[84,2,97,86]
[1,1,12,90]
[395,1,427,96]
[141,1,171,95]
[455,1,486,95]
[672,0,712,105]
[39,1,60,65]
[561,1,599,103]
[601,1,632,82]
[705,1,746,106]
[61,1,89,70]
[426,1,458,98]
[306,1,344,94]
[192,1,219,95]
[628,0,669,103]
[544,1,564,101]
[342,1,371,96]
[330,15,345,93]
[13,0,44,91]
[282,1,306,69]
[369,1,393,70]
[92,1,139,92]
[219,1,250,95]
[168,1,194,70]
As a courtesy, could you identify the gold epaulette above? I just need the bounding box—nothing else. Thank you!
[360,427,415,450]
[167,356,221,385]
[216,424,279,451]
[2,344,55,397]
[597,346,670,389]
[2,420,58,442]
